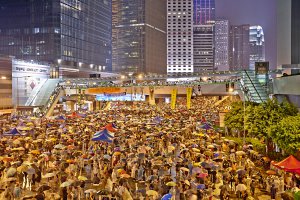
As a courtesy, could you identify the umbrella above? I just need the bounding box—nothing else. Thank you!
[166,181,176,187]
[198,173,208,178]
[6,168,17,177]
[192,167,201,174]
[38,185,51,193]
[180,167,189,172]
[85,189,97,193]
[146,190,158,196]
[42,173,56,178]
[113,152,121,156]
[120,174,131,179]
[192,148,200,152]
[236,183,247,192]
[31,150,41,155]
[17,165,28,172]
[236,151,246,156]
[266,170,277,175]
[103,155,111,160]
[26,167,36,175]
[237,169,246,175]
[4,177,17,182]
[207,145,215,149]
[184,180,190,186]
[78,176,88,181]
[54,144,65,149]
[161,193,172,200]
[197,184,206,190]
[60,181,73,187]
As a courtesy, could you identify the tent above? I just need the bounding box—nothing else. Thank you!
[104,123,117,132]
[3,128,22,136]
[55,116,66,120]
[67,112,86,118]
[91,131,113,143]
[272,155,300,174]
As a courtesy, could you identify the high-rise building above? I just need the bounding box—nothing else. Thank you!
[0,0,112,72]
[215,19,229,71]
[194,0,215,25]
[249,26,265,70]
[167,0,193,73]
[229,25,250,70]
[193,25,215,72]
[291,0,300,64]
[112,0,167,74]
[193,0,215,72]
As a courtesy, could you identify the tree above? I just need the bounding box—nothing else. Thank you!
[224,102,244,136]
[268,115,300,155]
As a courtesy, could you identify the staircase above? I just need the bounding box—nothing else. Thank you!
[26,79,61,106]
[239,70,269,103]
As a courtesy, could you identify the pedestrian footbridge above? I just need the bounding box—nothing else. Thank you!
[25,70,270,116]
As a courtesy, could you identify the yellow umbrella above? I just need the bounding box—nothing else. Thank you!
[180,167,189,172]
[166,182,176,187]
[146,190,158,196]
[78,176,88,181]
[31,150,41,155]
[192,148,200,152]
[120,174,131,179]
[26,122,34,126]
[168,145,175,151]
[12,140,21,145]
[117,169,126,174]
[114,152,121,156]
[17,165,28,172]
[184,180,190,186]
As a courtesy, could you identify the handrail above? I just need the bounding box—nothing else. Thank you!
[41,85,63,116]
[238,81,252,102]
[243,70,263,102]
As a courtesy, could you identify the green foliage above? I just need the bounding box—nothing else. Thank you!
[268,114,300,155]
[224,102,244,132]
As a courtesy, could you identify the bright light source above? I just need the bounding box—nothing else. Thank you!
[229,88,234,92]
[58,59,62,64]
[202,77,208,81]
[79,62,82,67]
[138,74,143,79]
[121,75,126,79]
[66,80,71,84]
[1,76,7,80]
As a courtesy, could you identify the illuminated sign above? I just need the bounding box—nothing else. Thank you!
[96,94,145,101]
[86,87,121,94]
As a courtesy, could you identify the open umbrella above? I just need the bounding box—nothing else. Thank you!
[236,151,246,156]
[85,189,97,194]
[60,180,73,187]
[161,193,172,200]
[38,185,51,193]
[236,183,247,192]
[180,167,189,172]
[78,176,88,181]
[6,168,17,177]
[17,165,28,173]
[120,174,131,179]
[54,144,65,149]
[42,173,55,178]
[166,182,176,187]
[146,190,158,196]
[197,184,206,190]
[237,169,246,175]
[266,170,277,175]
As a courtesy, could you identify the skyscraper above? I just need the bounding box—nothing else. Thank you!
[249,26,265,70]
[229,25,250,70]
[194,0,215,25]
[112,0,167,74]
[193,0,215,72]
[291,0,300,64]
[215,19,229,71]
[167,0,194,73]
[0,0,112,72]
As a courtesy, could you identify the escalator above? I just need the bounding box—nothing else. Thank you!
[239,70,269,103]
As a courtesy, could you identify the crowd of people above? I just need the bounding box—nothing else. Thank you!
[0,97,299,200]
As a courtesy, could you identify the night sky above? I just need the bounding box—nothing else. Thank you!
[215,0,277,69]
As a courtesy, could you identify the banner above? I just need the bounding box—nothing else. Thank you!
[86,87,121,94]
[149,86,155,105]
[171,88,177,109]
[186,87,193,109]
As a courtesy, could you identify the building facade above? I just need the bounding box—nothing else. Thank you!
[229,25,250,71]
[193,25,215,72]
[112,0,166,74]
[0,0,112,72]
[291,0,300,64]
[249,26,265,70]
[193,0,215,72]
[167,0,194,73]
[215,20,229,71]
[193,0,215,25]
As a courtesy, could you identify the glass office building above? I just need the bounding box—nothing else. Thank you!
[249,26,265,70]
[193,0,215,25]
[112,0,167,74]
[0,0,112,71]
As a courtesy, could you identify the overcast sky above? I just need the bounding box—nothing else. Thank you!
[215,0,277,68]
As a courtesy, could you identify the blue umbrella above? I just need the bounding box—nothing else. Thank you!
[197,184,206,190]
[3,128,21,136]
[161,193,172,200]
[55,115,66,120]
[200,123,212,130]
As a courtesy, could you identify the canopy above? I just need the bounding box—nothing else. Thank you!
[3,128,21,136]
[67,112,86,118]
[104,123,117,132]
[272,155,300,174]
[55,116,66,120]
[92,128,114,142]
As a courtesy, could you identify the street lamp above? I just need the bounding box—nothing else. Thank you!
[1,76,7,80]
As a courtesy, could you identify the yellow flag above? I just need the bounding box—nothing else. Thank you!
[171,88,177,109]
[186,88,193,109]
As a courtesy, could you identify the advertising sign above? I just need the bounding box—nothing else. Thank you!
[186,88,193,109]
[171,88,177,109]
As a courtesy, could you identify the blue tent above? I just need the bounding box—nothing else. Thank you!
[91,132,112,143]
[3,128,21,136]
[98,129,114,138]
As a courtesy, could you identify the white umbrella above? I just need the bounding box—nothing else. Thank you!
[236,183,247,192]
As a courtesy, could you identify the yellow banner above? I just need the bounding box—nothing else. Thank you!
[86,87,121,94]
[171,88,177,109]
[186,87,193,109]
[149,86,155,105]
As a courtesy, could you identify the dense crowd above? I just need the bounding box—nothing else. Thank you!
[0,97,299,200]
